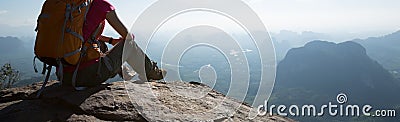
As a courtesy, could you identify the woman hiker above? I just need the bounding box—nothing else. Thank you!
[62,0,166,87]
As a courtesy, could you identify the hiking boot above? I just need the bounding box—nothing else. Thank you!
[146,61,166,80]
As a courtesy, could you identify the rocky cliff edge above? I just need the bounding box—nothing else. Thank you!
[0,80,293,122]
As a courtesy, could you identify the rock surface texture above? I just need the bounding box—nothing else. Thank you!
[0,81,293,122]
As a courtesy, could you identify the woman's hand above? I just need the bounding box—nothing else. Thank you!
[111,37,124,45]
[98,36,111,42]
[98,36,124,46]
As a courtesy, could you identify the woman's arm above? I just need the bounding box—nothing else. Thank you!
[98,35,122,45]
[106,10,134,41]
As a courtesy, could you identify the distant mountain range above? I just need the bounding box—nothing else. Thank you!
[271,30,332,61]
[276,40,399,96]
[0,36,40,83]
[271,40,400,121]
[354,30,400,70]
[0,36,28,55]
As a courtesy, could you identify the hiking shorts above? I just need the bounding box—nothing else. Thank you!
[62,42,124,87]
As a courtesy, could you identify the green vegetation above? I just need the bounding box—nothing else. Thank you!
[0,63,20,89]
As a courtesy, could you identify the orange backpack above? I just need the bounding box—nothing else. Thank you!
[34,0,99,97]
[35,0,91,66]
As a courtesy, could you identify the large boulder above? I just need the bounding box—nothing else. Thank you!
[0,81,293,122]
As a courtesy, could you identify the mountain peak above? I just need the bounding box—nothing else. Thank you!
[276,39,399,104]
[303,40,335,47]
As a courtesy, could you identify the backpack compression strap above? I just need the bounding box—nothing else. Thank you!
[71,14,103,91]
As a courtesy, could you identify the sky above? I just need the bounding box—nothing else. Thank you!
[0,0,399,38]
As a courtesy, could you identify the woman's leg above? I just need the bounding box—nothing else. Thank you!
[67,39,165,87]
